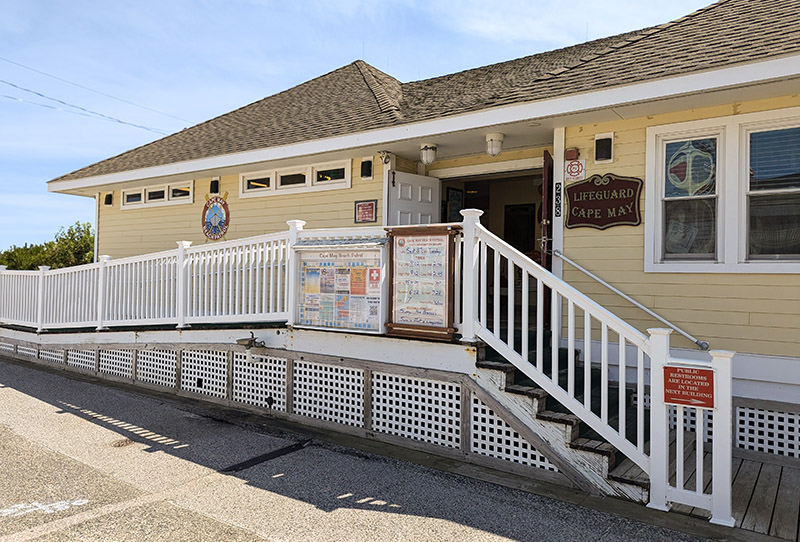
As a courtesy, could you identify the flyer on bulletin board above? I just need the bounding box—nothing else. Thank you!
[297,249,382,332]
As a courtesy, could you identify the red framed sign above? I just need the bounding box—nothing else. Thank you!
[664,365,715,409]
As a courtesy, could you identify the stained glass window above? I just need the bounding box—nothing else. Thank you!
[662,137,717,259]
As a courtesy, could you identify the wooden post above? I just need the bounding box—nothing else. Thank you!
[175,241,192,329]
[285,220,306,326]
[647,328,672,512]
[96,255,111,331]
[36,265,50,333]
[459,209,483,343]
[709,349,735,527]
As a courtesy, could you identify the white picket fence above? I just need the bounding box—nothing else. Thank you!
[0,212,733,524]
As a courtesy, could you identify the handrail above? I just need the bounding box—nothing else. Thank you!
[553,249,709,351]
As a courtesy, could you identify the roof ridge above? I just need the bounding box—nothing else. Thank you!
[538,0,733,79]
[353,60,402,120]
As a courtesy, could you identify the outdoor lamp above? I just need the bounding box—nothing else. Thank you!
[420,144,437,165]
[486,132,504,157]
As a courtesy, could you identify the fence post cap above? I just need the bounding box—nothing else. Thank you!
[286,219,307,229]
[38,265,51,271]
[460,209,484,219]
[647,328,673,336]
[176,241,193,248]
[99,255,112,262]
[709,350,735,360]
[0,265,6,271]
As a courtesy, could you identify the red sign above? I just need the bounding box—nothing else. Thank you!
[664,366,715,409]
[355,199,377,223]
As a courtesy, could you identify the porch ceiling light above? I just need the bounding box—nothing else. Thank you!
[420,144,437,165]
[486,132,504,157]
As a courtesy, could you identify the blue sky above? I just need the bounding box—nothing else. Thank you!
[0,0,710,250]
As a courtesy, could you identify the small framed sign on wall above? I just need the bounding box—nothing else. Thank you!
[354,199,377,223]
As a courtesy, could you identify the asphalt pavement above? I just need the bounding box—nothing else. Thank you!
[0,357,738,541]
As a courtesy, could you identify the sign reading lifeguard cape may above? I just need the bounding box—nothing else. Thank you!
[565,174,643,230]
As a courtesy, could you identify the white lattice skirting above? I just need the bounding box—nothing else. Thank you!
[2,340,799,467]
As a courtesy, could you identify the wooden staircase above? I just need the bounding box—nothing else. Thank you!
[473,337,650,502]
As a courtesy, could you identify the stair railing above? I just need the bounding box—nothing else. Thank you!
[552,249,709,350]
[459,210,734,524]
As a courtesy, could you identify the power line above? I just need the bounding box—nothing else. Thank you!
[1,94,98,120]
[0,79,168,135]
[0,55,190,123]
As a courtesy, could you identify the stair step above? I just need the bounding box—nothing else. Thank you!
[536,410,581,429]
[570,437,617,457]
[504,384,549,401]
[609,457,650,489]
[476,360,515,371]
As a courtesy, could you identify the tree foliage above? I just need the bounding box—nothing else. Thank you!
[0,222,94,270]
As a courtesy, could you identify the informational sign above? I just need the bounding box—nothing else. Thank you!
[297,248,383,332]
[565,159,586,182]
[386,226,459,341]
[354,199,377,223]
[202,192,230,240]
[664,365,715,409]
[565,173,643,230]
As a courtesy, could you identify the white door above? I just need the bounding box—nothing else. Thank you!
[386,171,441,226]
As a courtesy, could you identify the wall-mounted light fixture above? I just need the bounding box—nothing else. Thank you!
[420,144,437,166]
[377,150,392,164]
[485,132,504,157]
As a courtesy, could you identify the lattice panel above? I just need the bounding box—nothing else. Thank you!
[737,406,800,458]
[137,350,177,388]
[232,352,287,411]
[293,361,364,426]
[66,350,96,371]
[182,350,227,398]
[471,397,558,471]
[0,342,14,353]
[372,373,461,448]
[99,350,133,378]
[17,345,37,358]
[39,348,64,363]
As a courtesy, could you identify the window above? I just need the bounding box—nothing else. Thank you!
[747,126,800,260]
[662,137,717,260]
[240,160,351,198]
[121,181,194,209]
[645,107,800,273]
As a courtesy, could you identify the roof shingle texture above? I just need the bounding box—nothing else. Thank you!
[53,0,800,183]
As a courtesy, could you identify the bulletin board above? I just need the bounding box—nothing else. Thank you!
[386,225,460,341]
[296,244,385,333]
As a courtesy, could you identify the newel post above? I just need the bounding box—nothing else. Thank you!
[709,349,735,527]
[647,328,672,512]
[96,255,111,331]
[285,220,306,326]
[459,209,483,342]
[36,265,50,333]
[0,265,6,324]
[175,241,192,329]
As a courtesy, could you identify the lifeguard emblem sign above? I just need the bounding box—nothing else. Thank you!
[202,192,230,241]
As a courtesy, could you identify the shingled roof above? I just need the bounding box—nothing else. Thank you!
[51,0,800,184]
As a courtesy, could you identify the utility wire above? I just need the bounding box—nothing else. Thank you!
[0,79,168,135]
[1,94,100,120]
[0,55,190,123]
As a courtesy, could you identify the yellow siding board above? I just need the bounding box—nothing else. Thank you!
[563,94,800,358]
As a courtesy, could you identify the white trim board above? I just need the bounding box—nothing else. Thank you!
[49,54,800,194]
[431,157,544,179]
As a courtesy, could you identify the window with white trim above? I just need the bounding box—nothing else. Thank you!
[645,107,800,273]
[240,160,351,198]
[121,181,193,209]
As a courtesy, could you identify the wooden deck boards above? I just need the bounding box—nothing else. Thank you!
[682,456,800,541]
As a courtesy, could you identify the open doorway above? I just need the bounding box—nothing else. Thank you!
[442,170,544,264]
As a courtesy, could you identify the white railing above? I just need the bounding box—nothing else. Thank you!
[1,221,389,331]
[458,209,732,525]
